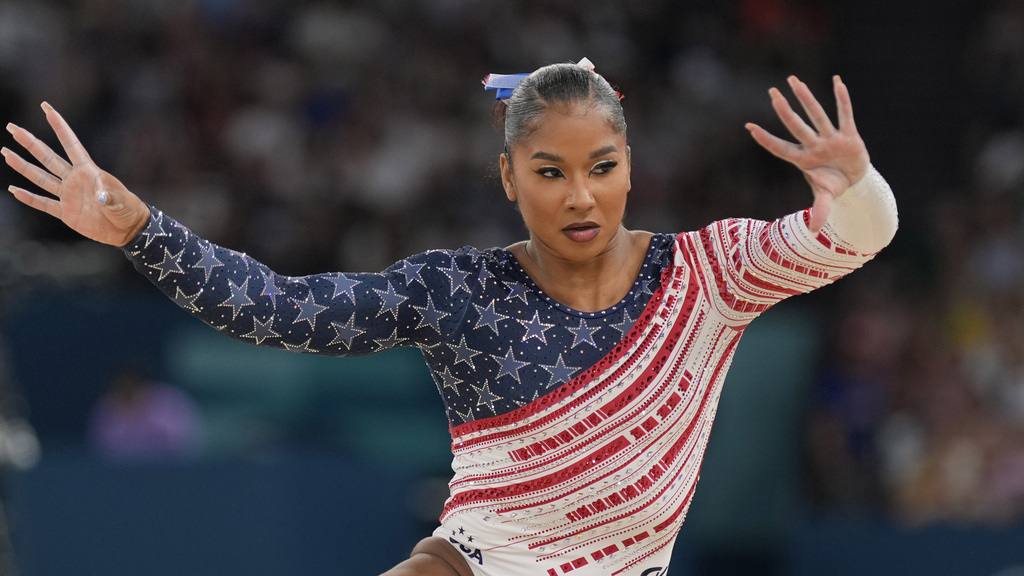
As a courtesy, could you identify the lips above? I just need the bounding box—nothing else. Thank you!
[562,221,600,243]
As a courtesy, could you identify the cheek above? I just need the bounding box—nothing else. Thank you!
[515,189,555,225]
[515,187,575,236]
[596,177,630,210]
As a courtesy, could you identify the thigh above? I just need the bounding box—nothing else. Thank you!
[380,537,474,576]
[381,555,459,576]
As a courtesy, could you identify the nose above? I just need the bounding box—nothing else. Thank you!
[565,177,596,211]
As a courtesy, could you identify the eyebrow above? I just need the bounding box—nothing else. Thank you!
[529,145,620,162]
[589,145,619,159]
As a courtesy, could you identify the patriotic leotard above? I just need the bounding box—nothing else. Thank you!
[124,168,896,575]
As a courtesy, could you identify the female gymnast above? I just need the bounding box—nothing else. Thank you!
[3,60,896,576]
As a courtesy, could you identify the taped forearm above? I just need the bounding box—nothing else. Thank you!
[826,164,898,255]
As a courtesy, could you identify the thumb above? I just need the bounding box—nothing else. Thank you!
[808,191,833,236]
[93,172,151,243]
[95,174,125,210]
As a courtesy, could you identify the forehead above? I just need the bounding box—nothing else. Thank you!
[513,105,625,158]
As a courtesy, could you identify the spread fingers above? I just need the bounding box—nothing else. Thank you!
[2,146,63,196]
[6,122,72,179]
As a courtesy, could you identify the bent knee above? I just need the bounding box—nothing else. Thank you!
[380,553,461,576]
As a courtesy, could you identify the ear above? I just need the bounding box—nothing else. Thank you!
[499,152,518,201]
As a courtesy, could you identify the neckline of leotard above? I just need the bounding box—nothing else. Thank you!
[498,233,670,319]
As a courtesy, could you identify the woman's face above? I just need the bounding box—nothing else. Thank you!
[500,103,631,263]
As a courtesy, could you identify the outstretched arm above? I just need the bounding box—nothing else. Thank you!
[745,75,889,240]
[4,103,476,358]
[3,103,151,246]
[684,77,897,322]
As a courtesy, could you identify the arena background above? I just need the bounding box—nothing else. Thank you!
[1,0,1023,574]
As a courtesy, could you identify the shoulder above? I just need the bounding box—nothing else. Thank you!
[633,230,679,267]
[385,245,517,274]
[379,245,520,298]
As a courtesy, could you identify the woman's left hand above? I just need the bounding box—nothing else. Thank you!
[745,75,870,235]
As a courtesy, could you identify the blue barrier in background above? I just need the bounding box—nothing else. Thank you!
[790,518,1024,576]
[4,290,1024,575]
[7,451,1024,576]
[4,449,421,576]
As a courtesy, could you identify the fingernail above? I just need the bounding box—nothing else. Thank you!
[6,123,16,134]
[97,190,108,205]
[41,102,53,113]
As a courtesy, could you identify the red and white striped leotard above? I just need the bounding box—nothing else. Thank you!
[433,168,897,576]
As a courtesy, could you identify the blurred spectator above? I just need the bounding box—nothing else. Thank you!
[1,0,1022,528]
[805,290,909,513]
[87,365,201,461]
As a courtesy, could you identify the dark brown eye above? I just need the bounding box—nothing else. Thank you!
[537,166,564,178]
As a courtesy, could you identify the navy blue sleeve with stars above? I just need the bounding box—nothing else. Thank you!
[123,208,477,356]
[123,207,675,427]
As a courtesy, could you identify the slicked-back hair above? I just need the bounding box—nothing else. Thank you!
[492,62,626,157]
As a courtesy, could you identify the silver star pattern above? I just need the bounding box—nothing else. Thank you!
[473,301,507,334]
[259,268,285,307]
[451,405,474,424]
[172,287,201,312]
[137,211,168,248]
[283,338,319,354]
[610,309,636,339]
[472,380,502,411]
[437,366,462,392]
[520,311,556,344]
[243,316,280,345]
[450,334,481,371]
[477,264,496,288]
[639,278,656,298]
[122,208,674,427]
[412,293,450,335]
[373,281,409,320]
[398,260,427,289]
[440,261,472,296]
[220,278,255,321]
[507,283,530,305]
[193,242,224,283]
[541,354,578,385]
[326,273,361,302]
[329,315,365,350]
[293,292,328,331]
[150,247,185,281]
[373,328,407,351]
[494,347,528,381]
[568,318,600,349]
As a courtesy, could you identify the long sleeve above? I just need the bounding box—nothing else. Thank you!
[678,164,898,323]
[121,208,476,356]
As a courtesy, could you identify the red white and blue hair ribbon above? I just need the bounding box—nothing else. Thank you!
[482,73,530,101]
[483,57,597,101]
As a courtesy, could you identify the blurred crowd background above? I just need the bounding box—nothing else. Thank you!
[1,0,1024,574]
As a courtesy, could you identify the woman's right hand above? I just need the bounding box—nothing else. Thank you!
[3,103,150,247]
